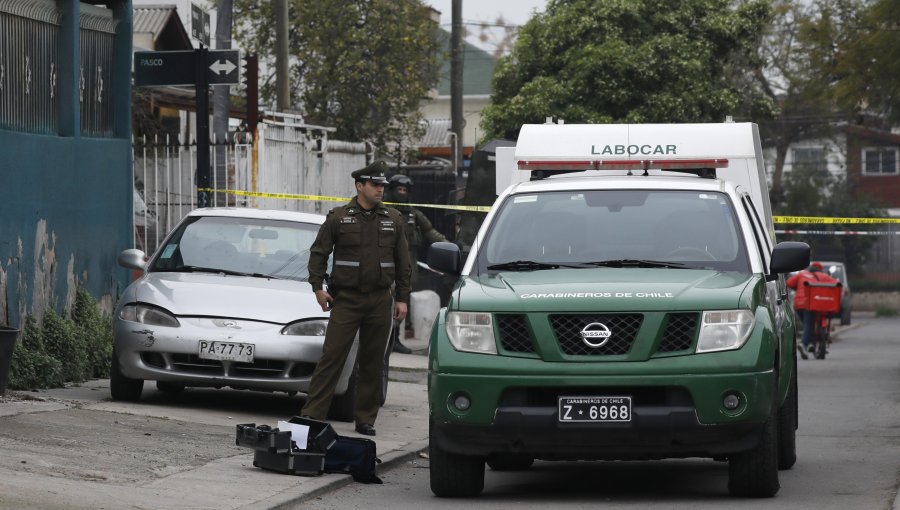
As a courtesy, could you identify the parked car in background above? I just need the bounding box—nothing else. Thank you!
[816,261,852,325]
[111,208,389,421]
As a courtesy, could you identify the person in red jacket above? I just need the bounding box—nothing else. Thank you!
[787,262,839,355]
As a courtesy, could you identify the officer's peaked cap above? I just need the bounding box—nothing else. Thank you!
[351,160,390,184]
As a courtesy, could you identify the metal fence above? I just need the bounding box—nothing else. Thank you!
[133,113,368,254]
[0,1,117,136]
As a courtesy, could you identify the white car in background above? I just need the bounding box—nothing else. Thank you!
[112,208,389,421]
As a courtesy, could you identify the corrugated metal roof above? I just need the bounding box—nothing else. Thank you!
[418,118,452,148]
[133,4,177,41]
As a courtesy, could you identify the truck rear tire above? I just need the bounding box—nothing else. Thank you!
[728,418,780,497]
[429,421,485,497]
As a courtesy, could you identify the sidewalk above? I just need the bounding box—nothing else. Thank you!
[0,343,430,510]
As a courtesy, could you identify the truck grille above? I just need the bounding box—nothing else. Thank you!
[657,313,699,353]
[550,314,643,355]
[496,314,534,353]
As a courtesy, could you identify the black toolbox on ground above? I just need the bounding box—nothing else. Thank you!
[235,423,292,454]
[252,449,326,476]
[235,417,337,477]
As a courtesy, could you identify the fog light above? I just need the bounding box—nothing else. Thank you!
[453,394,471,411]
[723,393,741,410]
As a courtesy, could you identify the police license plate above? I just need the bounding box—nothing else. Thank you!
[198,341,255,363]
[558,396,632,423]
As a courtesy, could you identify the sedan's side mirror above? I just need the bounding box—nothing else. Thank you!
[427,242,462,276]
[770,241,810,275]
[118,248,147,271]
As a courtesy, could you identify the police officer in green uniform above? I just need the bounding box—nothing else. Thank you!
[385,174,447,353]
[300,161,411,436]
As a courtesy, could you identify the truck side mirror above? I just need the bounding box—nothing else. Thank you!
[770,241,810,275]
[427,242,461,276]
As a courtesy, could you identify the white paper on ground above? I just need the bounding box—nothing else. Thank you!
[277,420,310,449]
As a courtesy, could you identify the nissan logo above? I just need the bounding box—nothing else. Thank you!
[581,322,612,348]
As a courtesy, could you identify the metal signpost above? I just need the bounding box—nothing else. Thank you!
[134,48,241,207]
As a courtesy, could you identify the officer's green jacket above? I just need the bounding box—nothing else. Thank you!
[397,206,447,254]
[308,197,412,303]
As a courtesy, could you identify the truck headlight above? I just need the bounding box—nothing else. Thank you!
[281,319,329,336]
[446,312,497,355]
[696,310,754,353]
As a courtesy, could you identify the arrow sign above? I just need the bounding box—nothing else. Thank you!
[207,49,241,85]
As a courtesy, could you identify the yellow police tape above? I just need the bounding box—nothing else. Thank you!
[199,189,899,221]
[198,188,492,212]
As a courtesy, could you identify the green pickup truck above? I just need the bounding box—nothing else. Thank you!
[426,121,810,498]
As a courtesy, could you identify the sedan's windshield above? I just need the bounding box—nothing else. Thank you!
[150,216,321,281]
[476,190,751,274]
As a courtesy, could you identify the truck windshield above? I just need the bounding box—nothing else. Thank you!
[476,190,751,274]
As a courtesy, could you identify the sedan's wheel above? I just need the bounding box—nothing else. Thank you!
[156,381,186,394]
[486,453,534,471]
[328,360,358,422]
[728,418,780,497]
[110,350,144,402]
[429,420,485,497]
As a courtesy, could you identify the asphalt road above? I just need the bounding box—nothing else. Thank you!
[296,315,900,510]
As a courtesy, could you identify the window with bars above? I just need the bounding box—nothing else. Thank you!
[863,148,898,175]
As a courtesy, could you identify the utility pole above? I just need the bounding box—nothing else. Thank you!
[450,0,464,176]
[275,0,290,110]
[213,0,233,206]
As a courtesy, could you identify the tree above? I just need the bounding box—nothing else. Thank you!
[232,0,441,153]
[480,0,776,141]
[832,0,900,124]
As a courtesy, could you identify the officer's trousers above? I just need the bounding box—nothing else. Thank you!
[301,288,393,425]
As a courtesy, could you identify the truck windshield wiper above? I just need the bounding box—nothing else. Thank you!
[487,260,562,271]
[582,259,690,269]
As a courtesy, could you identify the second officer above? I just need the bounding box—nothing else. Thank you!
[300,160,411,436]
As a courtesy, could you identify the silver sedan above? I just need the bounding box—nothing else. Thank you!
[112,208,389,421]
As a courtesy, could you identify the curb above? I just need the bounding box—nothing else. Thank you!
[264,441,429,510]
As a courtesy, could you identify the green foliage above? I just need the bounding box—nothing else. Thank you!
[8,288,113,390]
[232,0,441,153]
[775,166,886,274]
[481,0,776,140]
[875,307,898,317]
[830,0,900,124]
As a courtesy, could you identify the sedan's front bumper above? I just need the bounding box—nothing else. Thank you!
[113,316,356,394]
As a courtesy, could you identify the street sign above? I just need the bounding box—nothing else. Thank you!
[134,49,241,87]
[207,50,241,85]
[135,50,196,87]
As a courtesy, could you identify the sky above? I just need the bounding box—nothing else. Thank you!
[427,0,549,55]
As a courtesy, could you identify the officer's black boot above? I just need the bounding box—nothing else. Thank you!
[391,326,412,354]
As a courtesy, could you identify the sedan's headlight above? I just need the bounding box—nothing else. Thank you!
[118,303,180,327]
[282,319,329,336]
[446,312,497,354]
[696,309,754,353]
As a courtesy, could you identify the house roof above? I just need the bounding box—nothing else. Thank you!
[436,29,497,97]
[134,4,191,49]
[419,118,452,147]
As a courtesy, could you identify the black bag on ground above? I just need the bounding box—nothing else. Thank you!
[324,435,383,484]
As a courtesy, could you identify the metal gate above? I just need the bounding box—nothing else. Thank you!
[133,112,368,254]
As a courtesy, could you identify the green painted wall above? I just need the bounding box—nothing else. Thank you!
[0,1,132,327]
